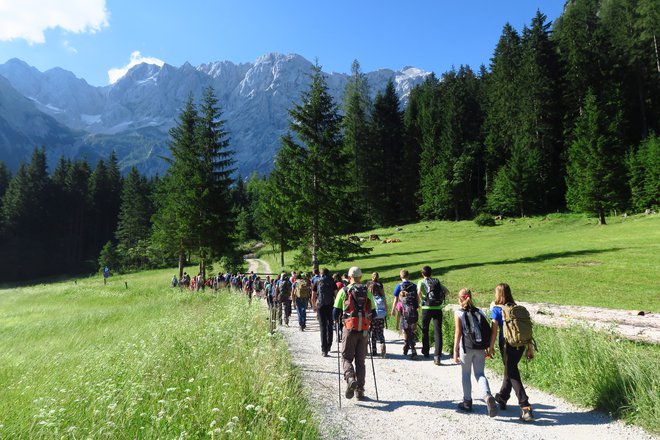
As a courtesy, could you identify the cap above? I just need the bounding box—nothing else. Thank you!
[348,266,362,278]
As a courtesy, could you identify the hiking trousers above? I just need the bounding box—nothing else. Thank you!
[295,297,308,329]
[370,318,385,352]
[317,304,334,353]
[421,308,443,357]
[459,346,492,402]
[341,329,368,388]
[276,300,292,325]
[499,341,530,407]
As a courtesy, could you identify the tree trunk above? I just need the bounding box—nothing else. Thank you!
[654,34,660,75]
[280,236,285,268]
[598,208,607,225]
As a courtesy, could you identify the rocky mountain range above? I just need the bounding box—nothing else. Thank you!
[0,53,430,176]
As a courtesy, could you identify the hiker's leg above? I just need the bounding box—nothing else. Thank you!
[319,305,329,351]
[370,322,377,353]
[421,309,431,355]
[432,309,443,357]
[341,331,357,382]
[459,347,473,402]
[472,349,492,399]
[300,300,307,327]
[295,299,304,328]
[506,344,530,407]
[285,300,292,324]
[375,318,385,344]
[355,331,368,389]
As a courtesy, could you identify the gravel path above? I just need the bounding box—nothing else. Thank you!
[246,260,656,440]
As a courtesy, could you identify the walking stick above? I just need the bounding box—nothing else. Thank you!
[369,329,379,401]
[336,323,342,408]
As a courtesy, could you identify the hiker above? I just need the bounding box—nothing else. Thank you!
[312,268,336,356]
[489,283,535,421]
[171,274,178,288]
[367,272,387,358]
[276,273,293,326]
[333,266,376,400]
[393,269,419,359]
[333,272,345,342]
[254,276,264,299]
[265,276,274,309]
[292,272,311,331]
[418,265,447,365]
[453,288,498,417]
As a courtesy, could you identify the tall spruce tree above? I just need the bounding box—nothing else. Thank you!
[116,167,153,268]
[566,91,625,224]
[627,133,660,212]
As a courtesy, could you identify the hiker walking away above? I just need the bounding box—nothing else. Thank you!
[367,272,387,358]
[265,276,274,309]
[333,273,345,341]
[393,269,419,359]
[489,283,535,422]
[312,268,336,357]
[453,288,498,417]
[254,276,264,299]
[171,274,178,288]
[333,266,376,400]
[418,265,448,365]
[292,273,311,331]
[277,273,293,326]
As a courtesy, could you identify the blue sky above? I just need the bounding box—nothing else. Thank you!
[0,0,566,86]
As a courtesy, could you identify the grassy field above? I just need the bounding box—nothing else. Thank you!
[262,213,660,311]
[0,270,319,439]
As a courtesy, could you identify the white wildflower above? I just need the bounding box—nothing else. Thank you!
[211,408,220,413]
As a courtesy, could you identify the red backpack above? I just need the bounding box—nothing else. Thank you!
[343,284,371,331]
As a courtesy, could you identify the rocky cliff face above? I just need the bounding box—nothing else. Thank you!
[0,53,429,176]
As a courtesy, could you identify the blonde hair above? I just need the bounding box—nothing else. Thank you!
[400,269,409,279]
[458,288,476,311]
[494,283,515,306]
[372,272,379,282]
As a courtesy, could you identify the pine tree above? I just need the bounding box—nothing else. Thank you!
[116,167,153,268]
[566,91,625,224]
[627,133,660,211]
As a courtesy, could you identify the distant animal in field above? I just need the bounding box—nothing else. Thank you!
[370,234,380,241]
[348,235,361,242]
[381,238,402,244]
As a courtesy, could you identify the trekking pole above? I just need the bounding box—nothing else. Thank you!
[336,323,342,408]
[369,329,379,401]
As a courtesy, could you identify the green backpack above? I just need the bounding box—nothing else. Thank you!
[501,303,536,349]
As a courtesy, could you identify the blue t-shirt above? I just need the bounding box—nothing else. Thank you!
[393,280,415,298]
[490,306,505,345]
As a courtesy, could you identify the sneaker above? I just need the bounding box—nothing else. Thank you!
[356,389,365,400]
[520,407,535,422]
[422,350,430,358]
[434,356,441,366]
[486,395,498,418]
[322,351,329,357]
[345,379,358,399]
[495,393,507,411]
[380,343,386,358]
[457,400,473,412]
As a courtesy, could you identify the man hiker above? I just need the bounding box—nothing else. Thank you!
[312,268,336,356]
[292,273,311,331]
[277,273,293,326]
[418,265,448,365]
[393,269,419,359]
[333,266,376,400]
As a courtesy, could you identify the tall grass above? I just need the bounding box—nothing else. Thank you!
[0,271,319,439]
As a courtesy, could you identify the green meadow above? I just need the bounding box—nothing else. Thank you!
[0,271,319,439]
[263,213,660,311]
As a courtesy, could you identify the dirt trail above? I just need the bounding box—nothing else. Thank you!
[245,259,656,440]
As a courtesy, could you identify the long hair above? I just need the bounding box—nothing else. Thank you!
[494,283,515,306]
[458,288,476,311]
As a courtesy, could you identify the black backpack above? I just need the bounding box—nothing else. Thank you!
[316,275,336,307]
[461,308,491,351]
[423,278,445,307]
[400,281,418,324]
[278,280,291,301]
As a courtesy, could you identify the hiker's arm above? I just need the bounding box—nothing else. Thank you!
[453,315,462,364]
[489,320,499,358]
[417,285,423,305]
[390,297,398,316]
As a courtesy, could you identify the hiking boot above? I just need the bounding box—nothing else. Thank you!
[495,393,507,410]
[322,351,328,357]
[403,345,409,356]
[356,389,365,400]
[380,343,386,358]
[457,400,473,412]
[411,347,417,359]
[486,395,498,418]
[345,378,358,399]
[422,350,430,358]
[434,356,441,366]
[520,407,535,422]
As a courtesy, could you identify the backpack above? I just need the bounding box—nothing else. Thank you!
[399,282,418,324]
[368,282,387,319]
[278,280,291,301]
[461,309,491,351]
[343,284,371,331]
[316,275,336,307]
[501,303,535,348]
[423,278,446,307]
[295,279,311,299]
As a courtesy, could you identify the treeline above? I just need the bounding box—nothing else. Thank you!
[0,88,240,282]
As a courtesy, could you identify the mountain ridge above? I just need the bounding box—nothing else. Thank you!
[0,53,430,176]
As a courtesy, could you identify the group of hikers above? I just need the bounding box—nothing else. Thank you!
[176,264,536,421]
[238,265,536,421]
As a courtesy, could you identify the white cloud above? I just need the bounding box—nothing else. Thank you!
[0,0,109,44]
[63,40,78,54]
[107,51,165,84]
